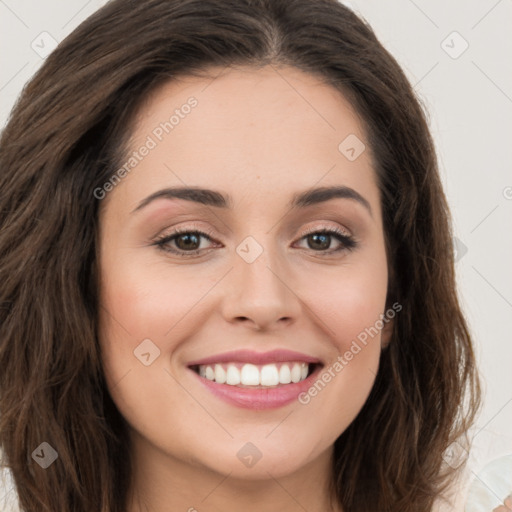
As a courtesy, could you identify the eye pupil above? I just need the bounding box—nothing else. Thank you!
[176,233,200,250]
[308,233,330,251]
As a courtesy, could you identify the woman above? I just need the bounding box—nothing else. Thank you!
[0,0,481,510]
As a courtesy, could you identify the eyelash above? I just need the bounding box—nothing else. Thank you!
[153,225,357,257]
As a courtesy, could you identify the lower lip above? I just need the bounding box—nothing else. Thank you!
[189,365,322,410]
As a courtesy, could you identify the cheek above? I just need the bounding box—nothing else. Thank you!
[96,262,204,437]
[97,255,228,409]
[295,253,388,419]
[307,253,389,351]
[99,257,212,345]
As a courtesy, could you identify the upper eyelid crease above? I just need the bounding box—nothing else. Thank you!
[130,185,373,218]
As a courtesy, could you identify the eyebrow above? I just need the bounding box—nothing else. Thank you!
[131,185,372,217]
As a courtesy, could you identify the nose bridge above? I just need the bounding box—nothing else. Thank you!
[222,232,300,329]
[235,232,287,300]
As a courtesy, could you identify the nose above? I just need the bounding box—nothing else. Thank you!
[220,246,302,331]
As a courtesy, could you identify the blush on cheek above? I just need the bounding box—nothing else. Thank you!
[317,286,386,339]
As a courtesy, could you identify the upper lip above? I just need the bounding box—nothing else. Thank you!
[187,349,322,367]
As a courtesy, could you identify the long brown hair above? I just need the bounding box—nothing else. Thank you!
[0,0,481,510]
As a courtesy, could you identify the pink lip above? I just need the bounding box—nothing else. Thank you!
[187,349,321,367]
[190,364,323,410]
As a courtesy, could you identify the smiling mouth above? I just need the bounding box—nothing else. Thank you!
[189,361,321,388]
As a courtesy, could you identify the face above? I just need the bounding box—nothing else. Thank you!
[97,64,392,482]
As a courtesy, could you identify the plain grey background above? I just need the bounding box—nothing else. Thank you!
[0,1,511,510]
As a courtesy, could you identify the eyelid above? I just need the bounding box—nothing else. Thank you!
[152,221,357,256]
[152,220,215,239]
[154,220,352,241]
[299,222,352,238]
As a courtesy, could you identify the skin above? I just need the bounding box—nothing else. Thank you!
[493,495,512,511]
[97,64,393,512]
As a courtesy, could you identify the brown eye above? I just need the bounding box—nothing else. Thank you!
[154,229,217,256]
[174,232,201,251]
[306,233,332,251]
[296,228,357,254]
[153,226,357,258]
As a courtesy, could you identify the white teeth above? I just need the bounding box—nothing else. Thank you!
[226,365,241,385]
[290,363,302,383]
[214,364,226,384]
[196,362,311,387]
[205,366,215,381]
[260,364,279,386]
[241,364,260,385]
[278,364,291,384]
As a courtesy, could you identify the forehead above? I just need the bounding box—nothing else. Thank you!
[131,64,365,147]
[107,64,380,218]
